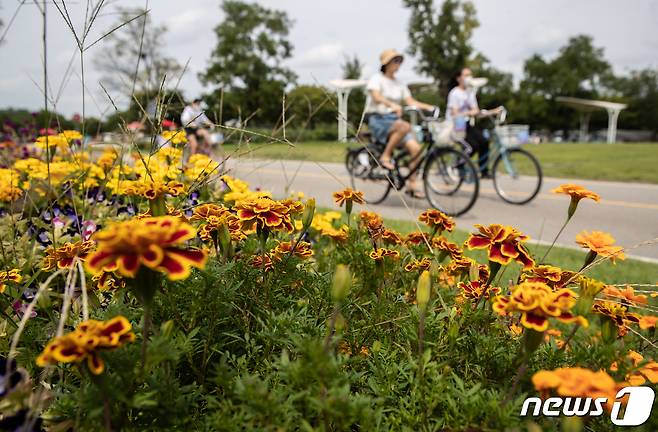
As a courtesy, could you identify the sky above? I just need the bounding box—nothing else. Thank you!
[1,0,657,118]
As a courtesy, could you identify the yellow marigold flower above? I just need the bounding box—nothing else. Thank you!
[124,179,186,200]
[466,224,534,269]
[42,240,96,271]
[321,225,349,242]
[493,282,587,332]
[161,130,188,145]
[638,315,658,330]
[92,269,125,291]
[86,216,207,281]
[234,197,295,232]
[96,150,119,170]
[592,300,640,332]
[0,168,23,202]
[191,204,244,242]
[418,209,455,233]
[369,248,400,261]
[273,241,314,261]
[34,134,68,150]
[404,257,432,272]
[36,316,135,375]
[332,188,365,207]
[532,367,619,405]
[0,269,22,293]
[576,230,625,262]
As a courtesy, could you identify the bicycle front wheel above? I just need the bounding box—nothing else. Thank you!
[423,147,479,216]
[492,148,542,204]
[348,147,391,205]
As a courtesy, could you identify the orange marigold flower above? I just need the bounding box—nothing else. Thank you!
[405,231,429,246]
[85,216,207,281]
[273,241,314,261]
[42,240,96,271]
[404,257,432,272]
[192,204,245,242]
[234,197,295,232]
[381,228,403,245]
[445,256,490,281]
[603,285,648,306]
[0,269,22,293]
[369,248,400,261]
[279,199,305,215]
[532,367,618,405]
[431,236,463,260]
[36,316,135,375]
[360,211,384,240]
[418,209,455,233]
[466,224,535,269]
[493,282,588,332]
[332,188,365,207]
[576,231,625,263]
[639,315,658,330]
[521,265,579,289]
[458,280,501,301]
[593,300,641,331]
[321,225,349,242]
[552,183,600,218]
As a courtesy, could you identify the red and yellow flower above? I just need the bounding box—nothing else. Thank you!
[466,224,534,269]
[333,188,365,207]
[36,316,135,375]
[273,241,314,261]
[418,209,455,234]
[457,280,501,302]
[42,240,96,271]
[234,197,295,232]
[532,367,619,407]
[0,269,21,293]
[86,216,207,281]
[493,282,588,332]
[404,257,432,272]
[369,248,400,261]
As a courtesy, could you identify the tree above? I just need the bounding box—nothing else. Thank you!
[517,35,611,131]
[341,54,364,80]
[94,8,182,98]
[201,0,296,126]
[403,0,479,102]
[469,53,514,112]
[607,68,658,139]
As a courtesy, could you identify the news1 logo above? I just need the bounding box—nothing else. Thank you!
[520,386,655,426]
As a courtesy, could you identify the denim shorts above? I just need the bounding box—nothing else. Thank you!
[368,113,413,146]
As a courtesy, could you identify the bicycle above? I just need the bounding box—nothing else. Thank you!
[346,107,480,216]
[452,107,542,205]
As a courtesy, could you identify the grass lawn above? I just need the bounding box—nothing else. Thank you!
[383,217,658,285]
[226,141,658,184]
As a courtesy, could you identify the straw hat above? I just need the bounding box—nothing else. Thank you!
[379,49,404,67]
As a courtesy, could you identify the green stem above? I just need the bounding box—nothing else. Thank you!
[540,216,571,263]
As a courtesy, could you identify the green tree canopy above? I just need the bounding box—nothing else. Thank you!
[201,0,296,126]
[403,0,479,101]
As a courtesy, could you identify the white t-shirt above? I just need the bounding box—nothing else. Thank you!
[181,105,211,128]
[365,73,411,114]
[446,87,478,122]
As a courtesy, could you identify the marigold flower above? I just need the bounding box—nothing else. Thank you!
[431,236,462,260]
[404,258,432,272]
[521,265,579,289]
[458,280,501,302]
[0,269,22,293]
[493,282,587,332]
[250,254,274,272]
[86,216,207,281]
[192,204,244,242]
[576,230,625,263]
[321,225,349,242]
[593,300,640,331]
[445,256,489,281]
[42,240,96,271]
[234,197,295,232]
[532,367,618,405]
[381,228,403,245]
[273,241,314,260]
[552,183,600,218]
[404,231,429,246]
[638,315,658,330]
[418,209,455,233]
[466,224,534,269]
[369,248,400,261]
[603,285,647,306]
[332,188,365,207]
[360,211,384,239]
[36,316,135,375]
[161,130,188,145]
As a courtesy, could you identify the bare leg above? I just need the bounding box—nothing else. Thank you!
[187,134,198,155]
[380,120,410,169]
[197,128,211,154]
[405,139,425,196]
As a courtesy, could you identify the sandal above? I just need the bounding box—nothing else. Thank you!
[405,188,426,199]
[379,158,395,170]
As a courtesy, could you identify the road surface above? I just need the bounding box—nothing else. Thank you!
[226,157,658,262]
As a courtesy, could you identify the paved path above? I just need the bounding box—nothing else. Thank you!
[227,157,658,262]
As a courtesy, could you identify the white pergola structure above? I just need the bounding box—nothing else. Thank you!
[556,97,627,143]
[329,79,366,142]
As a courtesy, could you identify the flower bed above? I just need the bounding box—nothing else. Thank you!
[0,131,656,431]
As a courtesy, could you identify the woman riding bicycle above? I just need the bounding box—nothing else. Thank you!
[365,49,438,198]
[446,67,502,178]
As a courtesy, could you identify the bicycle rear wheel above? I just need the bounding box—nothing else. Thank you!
[348,147,391,205]
[492,148,542,204]
[423,147,479,216]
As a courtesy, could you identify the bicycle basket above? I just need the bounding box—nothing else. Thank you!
[495,124,530,148]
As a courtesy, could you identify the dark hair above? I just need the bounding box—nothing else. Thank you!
[193,98,202,104]
[447,68,465,92]
[380,64,387,73]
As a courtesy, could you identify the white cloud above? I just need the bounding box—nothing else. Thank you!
[296,43,345,68]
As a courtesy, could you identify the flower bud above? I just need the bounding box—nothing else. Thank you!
[416,270,431,311]
[302,198,315,230]
[331,264,351,302]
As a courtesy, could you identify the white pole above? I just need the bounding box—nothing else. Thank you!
[337,89,351,142]
[606,108,620,144]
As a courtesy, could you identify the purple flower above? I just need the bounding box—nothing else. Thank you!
[12,300,36,318]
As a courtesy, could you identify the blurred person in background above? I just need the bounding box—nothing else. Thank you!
[181,98,214,155]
